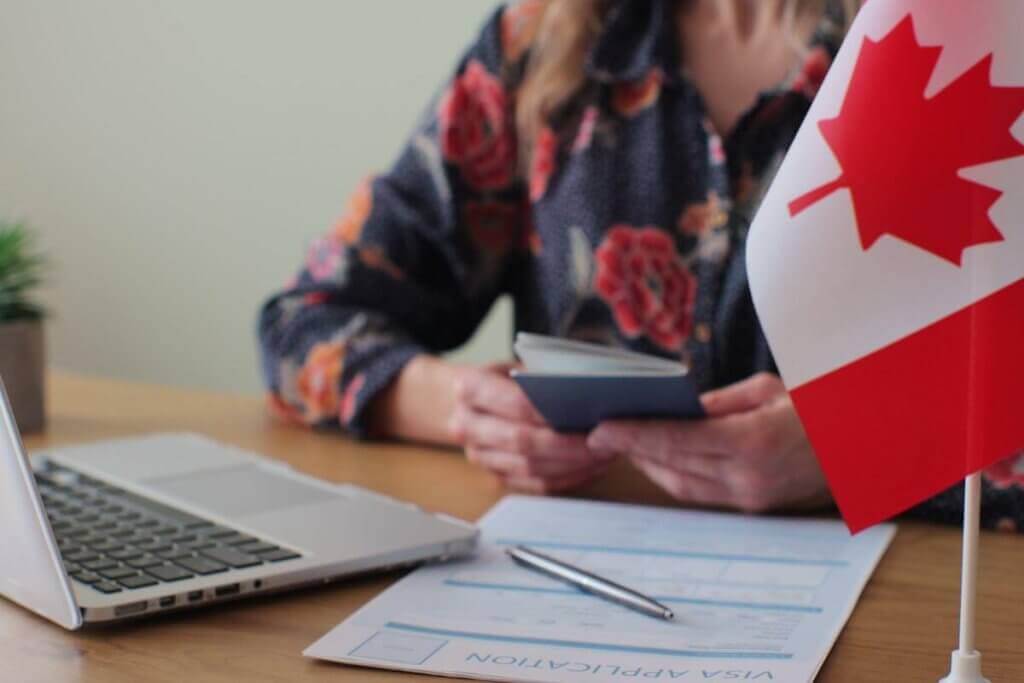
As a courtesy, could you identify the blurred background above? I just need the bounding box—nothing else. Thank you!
[0,0,511,394]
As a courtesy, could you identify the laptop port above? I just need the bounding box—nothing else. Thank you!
[159,596,176,608]
[215,583,240,597]
[187,591,204,603]
[114,601,147,617]
[253,580,263,590]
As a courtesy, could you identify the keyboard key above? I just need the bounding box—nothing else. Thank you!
[136,519,160,528]
[109,548,144,561]
[174,556,228,575]
[92,581,122,594]
[126,555,164,569]
[86,539,124,552]
[100,504,124,514]
[224,535,259,547]
[183,520,213,530]
[262,549,301,563]
[50,520,72,532]
[77,513,101,524]
[142,543,173,554]
[153,526,179,537]
[202,527,239,539]
[200,547,262,569]
[182,540,217,551]
[110,527,136,538]
[146,564,195,582]
[70,571,101,584]
[65,549,99,563]
[170,534,197,544]
[82,558,119,571]
[116,511,141,522]
[157,547,194,561]
[238,542,279,555]
[64,528,91,538]
[99,566,139,580]
[117,574,158,589]
[64,562,81,574]
[92,520,117,531]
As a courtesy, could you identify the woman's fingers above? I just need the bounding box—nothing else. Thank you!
[455,367,545,425]
[451,405,596,461]
[700,372,785,417]
[588,417,740,461]
[501,463,612,495]
[630,456,734,507]
[466,446,604,478]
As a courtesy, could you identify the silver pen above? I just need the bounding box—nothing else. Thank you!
[505,545,675,621]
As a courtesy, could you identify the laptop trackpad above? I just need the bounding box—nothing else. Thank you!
[143,465,339,517]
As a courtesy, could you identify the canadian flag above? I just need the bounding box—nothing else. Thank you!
[747,0,1024,532]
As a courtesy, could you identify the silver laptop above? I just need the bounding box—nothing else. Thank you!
[0,379,478,628]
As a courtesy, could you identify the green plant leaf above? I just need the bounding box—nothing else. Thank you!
[0,221,47,321]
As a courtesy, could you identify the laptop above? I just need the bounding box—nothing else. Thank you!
[0,379,479,628]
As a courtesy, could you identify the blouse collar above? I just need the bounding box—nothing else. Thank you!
[585,0,847,85]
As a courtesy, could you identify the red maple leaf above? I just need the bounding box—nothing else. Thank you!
[789,15,1024,266]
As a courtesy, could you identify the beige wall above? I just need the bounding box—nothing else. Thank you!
[0,0,512,394]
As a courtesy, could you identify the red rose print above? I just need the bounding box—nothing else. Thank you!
[612,68,663,117]
[464,201,522,252]
[306,236,347,282]
[340,373,366,425]
[791,46,832,99]
[501,0,544,63]
[439,60,517,191]
[530,126,558,201]
[985,452,1024,489]
[594,226,697,352]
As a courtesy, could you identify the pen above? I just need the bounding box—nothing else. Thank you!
[505,545,674,621]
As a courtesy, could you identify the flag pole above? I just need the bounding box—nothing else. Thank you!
[939,472,989,683]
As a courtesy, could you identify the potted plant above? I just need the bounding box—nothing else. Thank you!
[0,222,46,433]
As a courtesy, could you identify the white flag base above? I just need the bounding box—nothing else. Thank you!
[939,473,988,683]
[939,650,989,683]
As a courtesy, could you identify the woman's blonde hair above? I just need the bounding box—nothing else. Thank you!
[516,0,861,167]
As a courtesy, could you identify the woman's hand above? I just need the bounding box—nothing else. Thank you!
[450,364,614,494]
[587,373,831,513]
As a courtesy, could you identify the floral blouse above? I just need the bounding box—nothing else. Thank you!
[258,0,1024,532]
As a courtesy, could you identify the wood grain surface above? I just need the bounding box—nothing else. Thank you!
[5,373,1021,682]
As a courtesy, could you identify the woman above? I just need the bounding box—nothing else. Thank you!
[259,0,1024,530]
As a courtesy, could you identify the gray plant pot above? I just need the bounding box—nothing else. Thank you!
[0,320,45,434]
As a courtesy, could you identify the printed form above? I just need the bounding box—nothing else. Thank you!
[306,496,895,682]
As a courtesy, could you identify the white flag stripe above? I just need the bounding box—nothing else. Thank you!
[747,1,1024,389]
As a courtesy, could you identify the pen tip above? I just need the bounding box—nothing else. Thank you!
[664,609,675,620]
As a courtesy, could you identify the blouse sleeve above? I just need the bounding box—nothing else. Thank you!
[905,453,1024,533]
[258,5,536,436]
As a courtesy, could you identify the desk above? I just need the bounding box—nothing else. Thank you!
[4,373,1022,682]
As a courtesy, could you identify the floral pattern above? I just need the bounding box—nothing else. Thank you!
[465,201,523,252]
[594,226,697,352]
[333,176,374,244]
[438,59,517,191]
[501,0,544,63]
[612,67,663,117]
[791,46,832,99]
[678,192,729,237]
[529,126,558,202]
[295,340,346,422]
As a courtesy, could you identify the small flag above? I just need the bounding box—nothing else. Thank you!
[747,0,1024,532]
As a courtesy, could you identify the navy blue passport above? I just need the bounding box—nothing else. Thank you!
[511,333,706,433]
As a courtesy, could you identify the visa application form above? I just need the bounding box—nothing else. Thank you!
[306,496,895,682]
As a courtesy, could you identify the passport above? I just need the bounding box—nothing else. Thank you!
[511,333,705,433]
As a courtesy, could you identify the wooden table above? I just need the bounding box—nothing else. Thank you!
[4,373,1022,682]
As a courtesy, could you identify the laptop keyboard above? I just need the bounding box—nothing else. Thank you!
[34,462,302,595]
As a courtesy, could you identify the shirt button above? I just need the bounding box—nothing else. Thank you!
[694,323,712,344]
